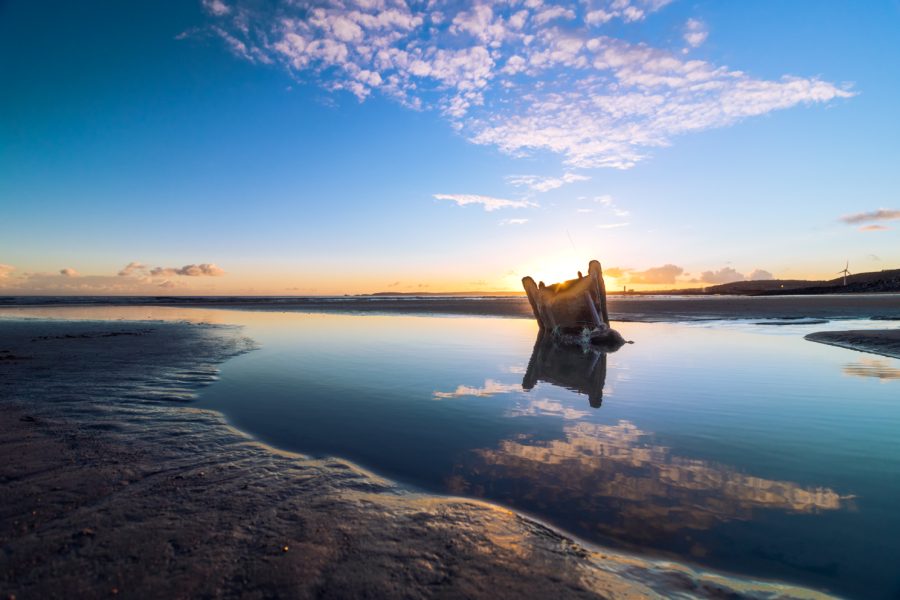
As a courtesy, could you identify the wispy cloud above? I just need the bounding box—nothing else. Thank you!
[683,18,708,48]
[699,267,745,284]
[840,209,899,225]
[507,172,589,192]
[117,261,225,278]
[200,0,854,170]
[609,264,772,286]
[149,263,226,277]
[860,224,888,231]
[590,194,630,217]
[434,193,535,211]
[749,269,774,281]
[500,218,529,225]
[118,261,146,277]
[202,0,230,17]
[0,263,227,293]
[607,264,683,284]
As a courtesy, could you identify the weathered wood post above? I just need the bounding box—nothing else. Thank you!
[522,276,543,329]
[521,260,624,347]
[588,260,609,326]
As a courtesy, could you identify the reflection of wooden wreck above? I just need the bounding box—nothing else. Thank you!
[522,259,626,347]
[523,331,618,408]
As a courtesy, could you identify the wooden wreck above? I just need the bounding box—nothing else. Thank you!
[522,260,626,348]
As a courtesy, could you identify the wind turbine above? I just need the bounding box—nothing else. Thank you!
[837,260,851,286]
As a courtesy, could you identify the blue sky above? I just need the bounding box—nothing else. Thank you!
[1,0,898,294]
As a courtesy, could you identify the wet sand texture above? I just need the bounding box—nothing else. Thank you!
[2,293,900,322]
[0,319,835,599]
[805,329,900,359]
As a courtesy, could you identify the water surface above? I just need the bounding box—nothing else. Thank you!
[4,306,898,599]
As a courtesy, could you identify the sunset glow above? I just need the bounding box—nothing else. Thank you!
[2,2,898,294]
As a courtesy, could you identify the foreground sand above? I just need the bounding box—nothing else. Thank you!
[805,330,900,359]
[0,319,835,599]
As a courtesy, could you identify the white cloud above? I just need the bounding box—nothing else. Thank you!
[683,18,708,48]
[586,0,673,25]
[507,172,589,192]
[749,269,774,280]
[587,193,630,217]
[0,263,227,294]
[434,193,536,211]
[150,263,226,277]
[500,218,529,225]
[202,0,230,17]
[203,1,855,170]
[840,209,900,225]
[700,267,745,284]
[610,264,683,284]
[118,261,146,277]
[533,6,575,26]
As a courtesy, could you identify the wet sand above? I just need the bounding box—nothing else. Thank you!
[805,330,900,359]
[3,293,900,322]
[0,319,835,599]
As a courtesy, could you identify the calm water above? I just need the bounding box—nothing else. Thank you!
[5,307,900,598]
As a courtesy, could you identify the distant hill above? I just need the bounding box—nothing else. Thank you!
[659,268,900,296]
[364,269,900,298]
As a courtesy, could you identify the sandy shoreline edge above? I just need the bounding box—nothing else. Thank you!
[804,330,900,359]
[2,293,900,322]
[1,318,842,599]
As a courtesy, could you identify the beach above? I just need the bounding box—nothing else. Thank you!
[804,329,900,359]
[3,292,900,322]
[0,311,852,600]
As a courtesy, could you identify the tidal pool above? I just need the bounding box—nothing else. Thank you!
[5,306,899,598]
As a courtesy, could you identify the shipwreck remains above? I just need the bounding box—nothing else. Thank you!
[522,259,626,348]
[524,332,612,408]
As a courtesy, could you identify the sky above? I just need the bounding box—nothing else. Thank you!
[1,0,899,295]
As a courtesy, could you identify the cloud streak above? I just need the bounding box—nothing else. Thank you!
[608,264,684,284]
[198,0,854,170]
[149,263,226,277]
[507,172,589,192]
[840,209,900,225]
[699,267,745,284]
[434,193,535,211]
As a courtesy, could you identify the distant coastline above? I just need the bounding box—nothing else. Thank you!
[364,267,900,297]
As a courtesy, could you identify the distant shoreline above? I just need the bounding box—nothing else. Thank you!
[1,293,899,322]
[805,330,900,359]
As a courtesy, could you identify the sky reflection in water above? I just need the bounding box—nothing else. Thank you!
[3,306,898,598]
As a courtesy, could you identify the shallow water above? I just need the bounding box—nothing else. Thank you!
[3,306,898,599]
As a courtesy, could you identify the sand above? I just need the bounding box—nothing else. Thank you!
[804,330,900,359]
[3,293,900,322]
[0,318,836,599]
